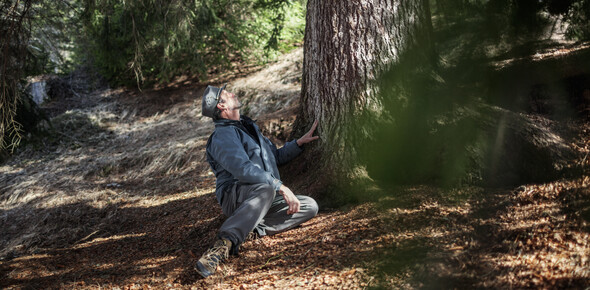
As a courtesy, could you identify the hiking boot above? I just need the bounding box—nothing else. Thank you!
[194,238,232,278]
[246,231,260,242]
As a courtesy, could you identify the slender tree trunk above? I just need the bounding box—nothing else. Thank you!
[287,0,433,200]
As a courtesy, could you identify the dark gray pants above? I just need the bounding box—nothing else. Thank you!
[218,183,318,247]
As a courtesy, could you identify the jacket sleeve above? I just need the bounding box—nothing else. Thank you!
[266,138,303,166]
[209,128,283,191]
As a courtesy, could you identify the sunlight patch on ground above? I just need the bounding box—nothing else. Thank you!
[11,253,53,262]
[73,233,147,250]
[132,256,177,271]
[495,245,590,286]
[121,190,213,209]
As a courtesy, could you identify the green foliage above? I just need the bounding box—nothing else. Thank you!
[482,0,590,41]
[1,0,305,155]
[367,0,589,188]
[255,0,306,54]
[564,0,590,40]
[13,1,83,77]
[1,0,77,152]
[1,0,32,152]
[79,0,306,86]
[431,0,590,42]
[367,60,480,187]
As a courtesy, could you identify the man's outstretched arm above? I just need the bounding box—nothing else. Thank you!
[281,120,320,214]
[272,120,319,165]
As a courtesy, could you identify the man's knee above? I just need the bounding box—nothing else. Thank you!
[299,196,319,218]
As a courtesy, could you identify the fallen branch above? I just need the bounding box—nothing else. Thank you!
[286,262,316,277]
[258,252,284,269]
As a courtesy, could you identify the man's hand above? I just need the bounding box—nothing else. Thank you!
[279,184,300,214]
[296,119,320,147]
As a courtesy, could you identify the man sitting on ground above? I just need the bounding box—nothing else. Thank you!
[195,84,319,278]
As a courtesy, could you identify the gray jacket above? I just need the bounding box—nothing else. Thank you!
[206,116,303,202]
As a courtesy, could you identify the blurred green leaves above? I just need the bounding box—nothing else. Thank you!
[564,0,590,40]
[365,0,588,188]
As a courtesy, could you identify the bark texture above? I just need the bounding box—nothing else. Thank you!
[287,0,433,199]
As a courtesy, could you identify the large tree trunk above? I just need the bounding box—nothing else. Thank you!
[286,0,434,201]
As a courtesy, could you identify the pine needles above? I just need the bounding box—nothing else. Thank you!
[0,0,32,152]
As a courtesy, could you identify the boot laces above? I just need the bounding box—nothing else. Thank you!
[202,239,229,267]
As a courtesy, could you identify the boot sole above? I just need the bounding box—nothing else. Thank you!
[194,261,214,278]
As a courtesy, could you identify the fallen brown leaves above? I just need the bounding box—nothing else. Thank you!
[387,120,590,289]
[1,135,589,290]
[6,174,588,289]
[203,205,382,289]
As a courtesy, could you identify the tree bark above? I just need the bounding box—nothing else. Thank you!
[286,0,433,201]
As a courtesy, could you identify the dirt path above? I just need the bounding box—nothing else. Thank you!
[1,48,589,289]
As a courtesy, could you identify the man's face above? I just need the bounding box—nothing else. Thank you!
[220,90,242,108]
[218,90,243,119]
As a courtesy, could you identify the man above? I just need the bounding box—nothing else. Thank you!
[195,84,319,278]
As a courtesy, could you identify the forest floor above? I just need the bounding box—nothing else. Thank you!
[1,46,590,289]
